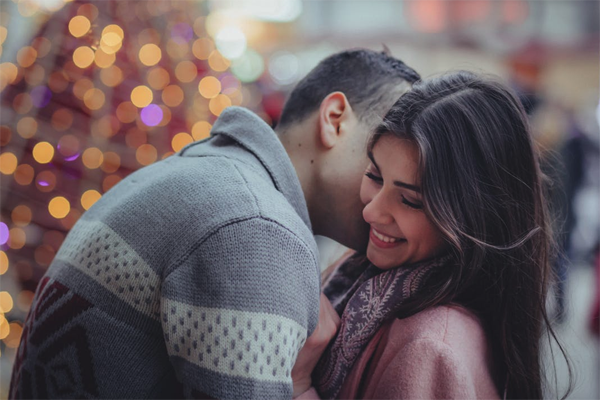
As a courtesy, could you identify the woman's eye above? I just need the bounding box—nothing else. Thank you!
[365,171,383,185]
[401,195,423,210]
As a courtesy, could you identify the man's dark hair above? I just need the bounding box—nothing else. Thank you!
[276,48,420,130]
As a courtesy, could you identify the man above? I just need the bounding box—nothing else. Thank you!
[10,49,419,399]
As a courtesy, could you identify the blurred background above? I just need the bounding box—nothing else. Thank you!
[0,0,598,398]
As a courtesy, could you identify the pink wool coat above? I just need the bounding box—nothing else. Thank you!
[299,305,501,399]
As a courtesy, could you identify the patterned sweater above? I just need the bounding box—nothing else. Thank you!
[10,107,321,399]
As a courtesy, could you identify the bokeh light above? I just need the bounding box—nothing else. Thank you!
[147,67,170,90]
[162,85,184,107]
[32,142,55,164]
[140,104,163,126]
[11,205,32,227]
[73,46,95,69]
[171,132,194,152]
[215,26,247,60]
[131,85,153,108]
[100,65,124,87]
[136,144,157,166]
[48,196,70,219]
[116,101,138,123]
[209,94,232,116]
[192,121,212,141]
[175,60,197,83]
[0,223,8,246]
[0,251,8,275]
[8,228,25,250]
[198,76,221,99]
[0,152,17,174]
[82,147,104,169]
[0,292,13,314]
[139,43,162,66]
[14,164,34,186]
[36,171,57,192]
[83,88,106,110]
[68,15,91,38]
[81,190,102,210]
[16,116,37,139]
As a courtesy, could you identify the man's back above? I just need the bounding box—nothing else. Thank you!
[9,107,320,399]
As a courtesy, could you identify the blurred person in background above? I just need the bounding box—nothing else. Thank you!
[9,49,420,399]
[291,71,572,400]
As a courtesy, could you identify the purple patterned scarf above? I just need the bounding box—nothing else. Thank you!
[313,253,453,399]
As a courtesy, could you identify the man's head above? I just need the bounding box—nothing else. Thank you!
[276,48,420,252]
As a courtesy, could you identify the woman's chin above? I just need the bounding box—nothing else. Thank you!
[366,246,399,270]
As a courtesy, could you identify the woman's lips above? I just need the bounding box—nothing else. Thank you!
[369,227,406,249]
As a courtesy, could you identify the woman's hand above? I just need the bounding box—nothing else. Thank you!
[291,293,341,398]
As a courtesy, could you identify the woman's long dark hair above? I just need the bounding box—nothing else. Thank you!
[370,71,572,399]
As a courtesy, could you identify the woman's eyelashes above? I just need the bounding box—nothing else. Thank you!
[365,171,383,184]
[401,195,423,210]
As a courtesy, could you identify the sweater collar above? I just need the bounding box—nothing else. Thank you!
[210,107,312,232]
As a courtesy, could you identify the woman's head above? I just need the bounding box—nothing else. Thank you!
[363,71,569,399]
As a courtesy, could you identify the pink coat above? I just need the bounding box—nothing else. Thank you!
[299,305,500,399]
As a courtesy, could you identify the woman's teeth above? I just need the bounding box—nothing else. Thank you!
[373,228,401,243]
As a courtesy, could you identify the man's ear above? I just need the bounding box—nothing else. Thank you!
[318,92,353,149]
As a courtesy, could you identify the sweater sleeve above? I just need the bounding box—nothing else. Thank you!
[160,217,320,399]
[371,338,477,399]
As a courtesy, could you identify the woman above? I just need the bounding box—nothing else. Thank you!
[291,71,571,399]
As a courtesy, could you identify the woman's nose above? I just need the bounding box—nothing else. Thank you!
[363,191,394,226]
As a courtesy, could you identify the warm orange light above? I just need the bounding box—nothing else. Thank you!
[171,132,194,152]
[13,93,33,115]
[103,174,122,192]
[162,85,184,107]
[100,65,123,87]
[0,152,17,174]
[102,24,124,39]
[101,151,121,173]
[68,15,91,38]
[11,205,32,227]
[0,292,13,313]
[94,48,116,68]
[0,315,9,340]
[198,76,221,99]
[81,189,102,210]
[73,78,94,99]
[192,121,212,141]
[51,109,74,131]
[209,94,232,116]
[82,147,104,169]
[100,32,123,54]
[17,46,37,68]
[8,228,25,250]
[24,64,45,86]
[48,196,70,219]
[136,144,157,166]
[73,46,95,69]
[147,67,170,90]
[16,116,37,139]
[32,142,55,164]
[0,251,8,275]
[131,85,153,108]
[14,164,34,185]
[57,134,80,157]
[4,322,23,348]
[36,171,57,192]
[139,43,162,66]
[407,0,447,33]
[175,60,197,83]
[116,101,138,123]
[83,88,106,110]
[192,38,215,60]
[208,50,231,72]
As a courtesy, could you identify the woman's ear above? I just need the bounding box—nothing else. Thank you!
[318,92,353,149]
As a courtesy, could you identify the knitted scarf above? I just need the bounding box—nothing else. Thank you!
[313,253,453,399]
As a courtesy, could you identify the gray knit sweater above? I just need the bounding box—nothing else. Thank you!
[9,107,321,399]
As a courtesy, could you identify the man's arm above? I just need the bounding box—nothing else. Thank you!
[160,217,320,399]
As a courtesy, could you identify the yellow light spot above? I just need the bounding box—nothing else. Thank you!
[32,142,55,164]
[0,292,13,313]
[17,46,37,68]
[100,32,122,54]
[8,228,25,250]
[192,38,215,60]
[147,67,170,90]
[0,62,18,88]
[136,144,157,166]
[11,205,32,227]
[162,85,184,107]
[94,48,116,68]
[73,46,94,69]
[81,189,102,210]
[16,116,37,138]
[100,65,123,87]
[72,78,94,99]
[0,315,8,340]
[175,60,197,83]
[101,151,121,173]
[4,322,23,348]
[0,251,7,275]
[82,147,104,169]
[48,196,70,219]
[116,101,138,123]
[131,86,153,108]
[139,43,162,67]
[208,50,231,72]
[192,121,212,141]
[77,3,99,21]
[14,164,34,185]
[68,15,91,38]
[0,152,17,174]
[198,76,221,99]
[157,105,172,127]
[102,24,124,40]
[209,94,232,116]
[83,88,106,110]
[171,132,194,152]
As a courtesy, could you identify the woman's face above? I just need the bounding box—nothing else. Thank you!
[360,135,448,270]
